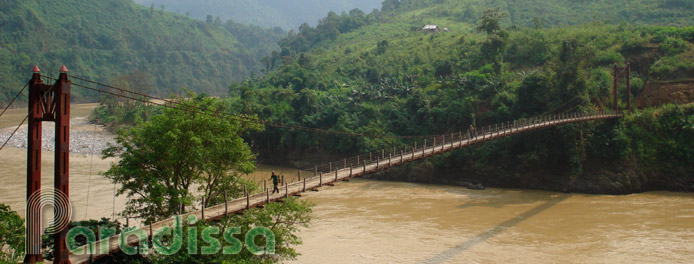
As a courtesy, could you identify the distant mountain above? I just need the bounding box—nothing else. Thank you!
[132,0,382,29]
[0,0,284,105]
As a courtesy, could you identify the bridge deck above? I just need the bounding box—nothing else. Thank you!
[69,112,621,263]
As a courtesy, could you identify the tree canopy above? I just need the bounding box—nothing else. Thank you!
[103,95,262,222]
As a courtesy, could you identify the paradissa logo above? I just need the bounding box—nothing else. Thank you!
[68,215,275,256]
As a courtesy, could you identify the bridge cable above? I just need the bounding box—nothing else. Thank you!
[539,96,580,116]
[0,115,28,152]
[62,76,430,140]
[0,81,29,120]
[84,121,98,220]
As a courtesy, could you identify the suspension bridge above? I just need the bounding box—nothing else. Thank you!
[0,65,631,263]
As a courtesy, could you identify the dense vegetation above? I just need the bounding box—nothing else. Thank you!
[0,0,284,106]
[132,0,382,29]
[91,0,694,193]
[222,1,694,192]
[0,204,24,263]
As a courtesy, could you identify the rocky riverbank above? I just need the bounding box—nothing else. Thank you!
[0,117,116,155]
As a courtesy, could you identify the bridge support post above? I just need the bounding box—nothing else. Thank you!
[400,150,403,163]
[349,164,353,177]
[433,137,436,154]
[245,186,249,210]
[224,190,228,216]
[626,63,631,112]
[319,172,322,187]
[25,66,72,264]
[285,182,289,198]
[613,64,619,112]
[303,178,306,192]
[54,67,71,264]
[25,68,44,264]
[298,170,301,182]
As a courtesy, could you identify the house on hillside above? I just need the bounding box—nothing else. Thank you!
[422,24,449,32]
[423,24,439,32]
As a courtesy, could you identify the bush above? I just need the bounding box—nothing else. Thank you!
[0,204,24,263]
[660,36,689,56]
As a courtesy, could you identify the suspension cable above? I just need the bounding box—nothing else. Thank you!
[60,75,604,141]
[0,81,29,119]
[0,115,28,152]
[61,77,427,139]
[84,121,98,220]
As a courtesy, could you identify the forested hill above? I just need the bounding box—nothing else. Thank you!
[380,0,694,27]
[132,0,382,29]
[224,0,694,193]
[0,0,283,105]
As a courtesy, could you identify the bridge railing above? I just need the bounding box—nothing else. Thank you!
[301,110,620,174]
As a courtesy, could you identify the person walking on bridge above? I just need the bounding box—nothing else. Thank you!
[468,124,476,139]
[270,171,280,194]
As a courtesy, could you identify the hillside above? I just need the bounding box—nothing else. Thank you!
[132,0,382,29]
[222,0,694,192]
[0,0,283,105]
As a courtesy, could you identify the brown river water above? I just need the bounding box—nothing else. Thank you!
[0,105,692,263]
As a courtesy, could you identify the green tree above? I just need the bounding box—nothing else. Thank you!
[382,0,401,11]
[103,94,262,223]
[377,40,389,55]
[477,7,509,74]
[0,204,24,263]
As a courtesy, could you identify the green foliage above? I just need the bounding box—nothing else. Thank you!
[650,50,694,80]
[150,198,313,263]
[477,7,508,74]
[212,0,694,191]
[0,0,284,105]
[41,218,147,263]
[0,204,24,263]
[620,105,694,169]
[660,36,689,56]
[102,95,262,222]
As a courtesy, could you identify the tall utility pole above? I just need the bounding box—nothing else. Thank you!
[25,65,72,264]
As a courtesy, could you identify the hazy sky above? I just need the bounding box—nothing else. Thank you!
[133,0,382,29]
